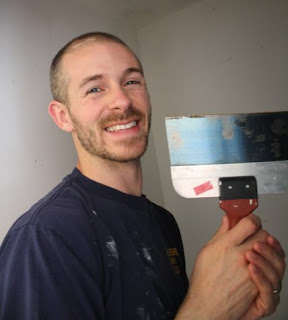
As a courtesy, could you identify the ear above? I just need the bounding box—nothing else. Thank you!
[48,100,74,132]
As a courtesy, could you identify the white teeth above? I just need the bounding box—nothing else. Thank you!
[106,121,137,132]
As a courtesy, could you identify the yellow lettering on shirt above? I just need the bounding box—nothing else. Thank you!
[166,248,181,275]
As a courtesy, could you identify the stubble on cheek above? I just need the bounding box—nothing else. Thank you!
[69,106,151,163]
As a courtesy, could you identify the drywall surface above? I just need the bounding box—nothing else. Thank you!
[138,0,288,318]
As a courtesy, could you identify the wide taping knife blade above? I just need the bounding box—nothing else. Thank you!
[165,111,288,229]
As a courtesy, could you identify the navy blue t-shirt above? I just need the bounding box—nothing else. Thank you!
[0,168,188,319]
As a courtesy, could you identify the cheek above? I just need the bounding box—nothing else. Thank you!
[130,90,151,110]
[71,100,104,124]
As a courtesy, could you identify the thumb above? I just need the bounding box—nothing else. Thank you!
[210,214,230,242]
[228,214,262,246]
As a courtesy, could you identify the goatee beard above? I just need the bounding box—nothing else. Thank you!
[70,106,151,163]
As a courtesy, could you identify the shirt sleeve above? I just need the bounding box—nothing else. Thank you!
[0,224,105,320]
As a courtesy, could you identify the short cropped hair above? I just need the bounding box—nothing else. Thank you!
[50,32,141,104]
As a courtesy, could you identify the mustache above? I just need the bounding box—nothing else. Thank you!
[99,106,145,128]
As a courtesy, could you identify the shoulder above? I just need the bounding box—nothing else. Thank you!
[0,172,104,279]
[2,171,97,259]
[9,175,85,230]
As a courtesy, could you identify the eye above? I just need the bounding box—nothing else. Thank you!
[125,80,141,86]
[88,87,102,94]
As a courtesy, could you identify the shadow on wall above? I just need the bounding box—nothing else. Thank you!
[142,130,164,206]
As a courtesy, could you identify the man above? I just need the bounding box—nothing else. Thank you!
[0,32,285,319]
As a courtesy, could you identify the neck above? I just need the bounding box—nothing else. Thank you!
[76,155,143,196]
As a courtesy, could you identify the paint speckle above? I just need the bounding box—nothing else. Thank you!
[137,307,145,317]
[33,159,44,168]
[105,236,119,261]
[221,118,234,140]
[244,129,254,137]
[145,266,157,280]
[140,245,156,280]
[157,297,164,309]
[225,56,232,62]
[142,247,152,262]
[255,134,266,143]
[136,306,151,320]
[271,118,288,135]
[92,210,98,216]
[170,131,183,149]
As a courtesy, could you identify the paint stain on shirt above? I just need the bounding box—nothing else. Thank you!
[142,247,152,262]
[105,236,119,261]
[136,306,151,320]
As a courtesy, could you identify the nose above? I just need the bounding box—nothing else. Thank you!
[108,86,132,111]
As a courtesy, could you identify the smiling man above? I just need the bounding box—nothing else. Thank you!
[0,32,285,320]
[55,43,151,162]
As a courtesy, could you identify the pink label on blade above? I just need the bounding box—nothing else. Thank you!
[194,181,213,196]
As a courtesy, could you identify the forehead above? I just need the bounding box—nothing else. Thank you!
[61,42,141,81]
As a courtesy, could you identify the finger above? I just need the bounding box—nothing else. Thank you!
[253,242,286,279]
[266,235,286,259]
[248,264,279,317]
[245,250,280,291]
[228,214,262,246]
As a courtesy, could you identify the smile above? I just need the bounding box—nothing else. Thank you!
[106,121,137,132]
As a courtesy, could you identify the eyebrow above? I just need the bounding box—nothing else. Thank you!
[79,74,103,89]
[79,67,144,89]
[124,67,144,77]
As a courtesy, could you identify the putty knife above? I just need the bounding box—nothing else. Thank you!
[165,111,288,228]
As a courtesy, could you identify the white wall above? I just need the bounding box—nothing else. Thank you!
[138,0,288,318]
[0,0,140,242]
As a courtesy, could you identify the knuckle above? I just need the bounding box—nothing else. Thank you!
[264,301,277,317]
[246,217,260,233]
[271,277,279,290]
[262,229,269,237]
[257,229,269,238]
[250,213,261,225]
[260,230,270,241]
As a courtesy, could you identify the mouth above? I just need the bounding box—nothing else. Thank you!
[105,120,138,133]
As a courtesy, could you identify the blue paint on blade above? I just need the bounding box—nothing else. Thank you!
[166,113,288,166]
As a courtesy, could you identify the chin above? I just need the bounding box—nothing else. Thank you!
[103,140,148,163]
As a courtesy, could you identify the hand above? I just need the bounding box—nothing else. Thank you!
[241,234,286,319]
[175,214,272,320]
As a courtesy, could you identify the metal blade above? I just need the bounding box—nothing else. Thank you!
[165,111,288,198]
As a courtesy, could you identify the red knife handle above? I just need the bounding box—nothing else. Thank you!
[219,198,258,229]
